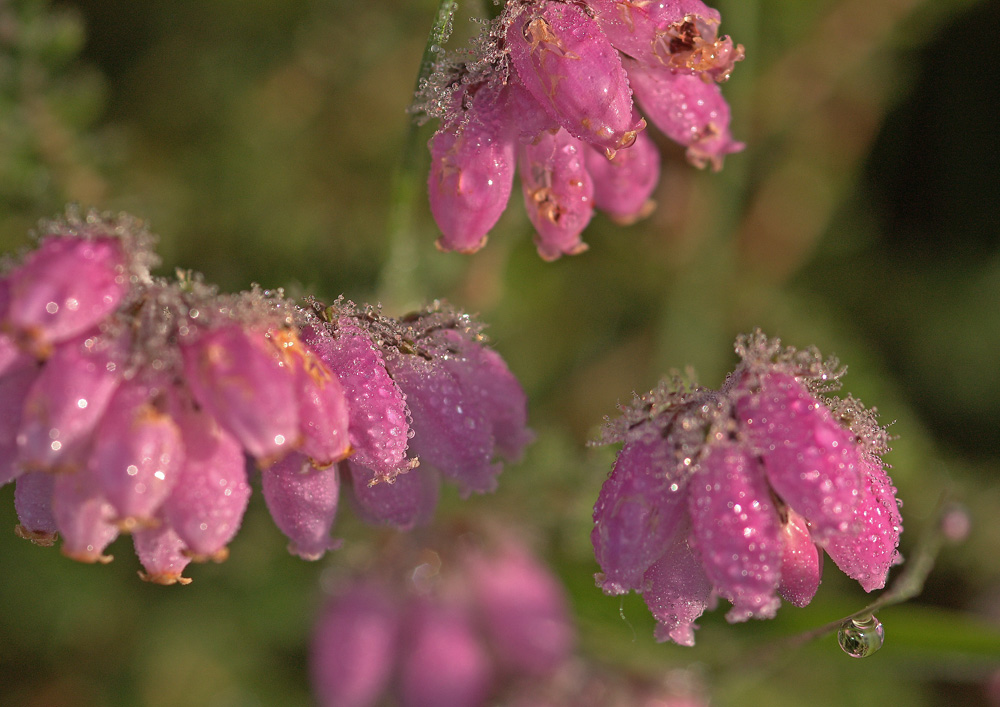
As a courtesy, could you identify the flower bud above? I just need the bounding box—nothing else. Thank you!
[585,128,660,224]
[181,324,299,461]
[642,524,713,646]
[14,471,58,546]
[507,0,644,153]
[777,508,822,607]
[52,466,119,563]
[519,128,594,261]
[348,462,440,532]
[261,452,341,560]
[0,355,40,486]
[4,235,127,357]
[134,525,192,585]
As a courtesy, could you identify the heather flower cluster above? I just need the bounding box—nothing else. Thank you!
[419,0,744,259]
[592,331,903,645]
[1,209,529,583]
[311,532,576,707]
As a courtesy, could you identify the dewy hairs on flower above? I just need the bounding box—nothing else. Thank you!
[416,0,744,260]
[0,208,530,583]
[591,331,903,645]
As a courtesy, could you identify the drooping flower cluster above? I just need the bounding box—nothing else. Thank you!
[419,0,744,259]
[1,209,530,583]
[592,331,903,645]
[311,531,575,707]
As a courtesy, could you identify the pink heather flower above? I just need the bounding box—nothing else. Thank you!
[428,83,517,254]
[592,331,902,644]
[506,0,644,153]
[310,531,571,707]
[261,452,342,560]
[88,380,184,525]
[133,525,193,585]
[161,403,250,561]
[348,461,440,531]
[311,581,400,707]
[418,0,742,257]
[2,212,530,578]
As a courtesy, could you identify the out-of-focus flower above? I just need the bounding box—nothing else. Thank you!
[592,330,902,645]
[2,209,530,580]
[311,531,575,707]
[416,0,743,258]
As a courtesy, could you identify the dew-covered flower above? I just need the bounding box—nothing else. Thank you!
[416,0,743,258]
[592,331,902,645]
[311,530,574,707]
[3,209,530,581]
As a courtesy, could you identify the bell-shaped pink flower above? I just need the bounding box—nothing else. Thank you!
[823,452,903,591]
[507,0,644,153]
[162,403,251,561]
[625,61,743,170]
[519,128,595,261]
[463,541,575,676]
[261,452,341,560]
[52,466,119,563]
[777,508,822,607]
[311,581,400,707]
[734,371,862,541]
[688,441,781,622]
[305,321,411,477]
[3,235,127,357]
[17,337,120,473]
[14,471,58,546]
[133,525,193,585]
[181,324,299,462]
[89,380,184,524]
[384,350,501,496]
[591,0,742,81]
[642,522,713,646]
[592,425,689,595]
[399,600,493,707]
[585,128,660,224]
[348,462,440,532]
[428,83,517,254]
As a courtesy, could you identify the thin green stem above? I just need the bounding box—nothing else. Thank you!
[378,0,459,309]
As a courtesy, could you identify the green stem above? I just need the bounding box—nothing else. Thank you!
[377,0,459,309]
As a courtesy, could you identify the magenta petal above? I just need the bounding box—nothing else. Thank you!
[181,325,299,461]
[777,508,822,608]
[294,341,351,467]
[464,541,574,676]
[592,427,689,594]
[89,381,183,523]
[17,338,120,472]
[384,351,500,496]
[688,442,781,622]
[625,61,743,170]
[52,467,119,564]
[642,523,713,646]
[432,329,532,463]
[823,453,903,592]
[4,236,127,356]
[519,129,595,261]
[736,371,862,541]
[261,452,341,560]
[133,525,192,585]
[507,0,643,152]
[585,127,660,223]
[311,582,399,707]
[162,404,250,560]
[429,85,516,254]
[399,600,493,707]
[14,471,58,545]
[348,461,440,531]
[306,322,411,476]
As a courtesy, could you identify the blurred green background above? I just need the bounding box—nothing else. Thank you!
[1,0,998,704]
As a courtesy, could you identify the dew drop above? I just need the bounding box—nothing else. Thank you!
[838,615,884,658]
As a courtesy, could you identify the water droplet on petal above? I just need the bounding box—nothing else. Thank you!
[838,615,884,657]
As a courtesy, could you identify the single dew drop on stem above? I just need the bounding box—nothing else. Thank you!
[837,615,884,658]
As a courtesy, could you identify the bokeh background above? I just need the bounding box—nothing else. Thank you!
[1,0,999,704]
